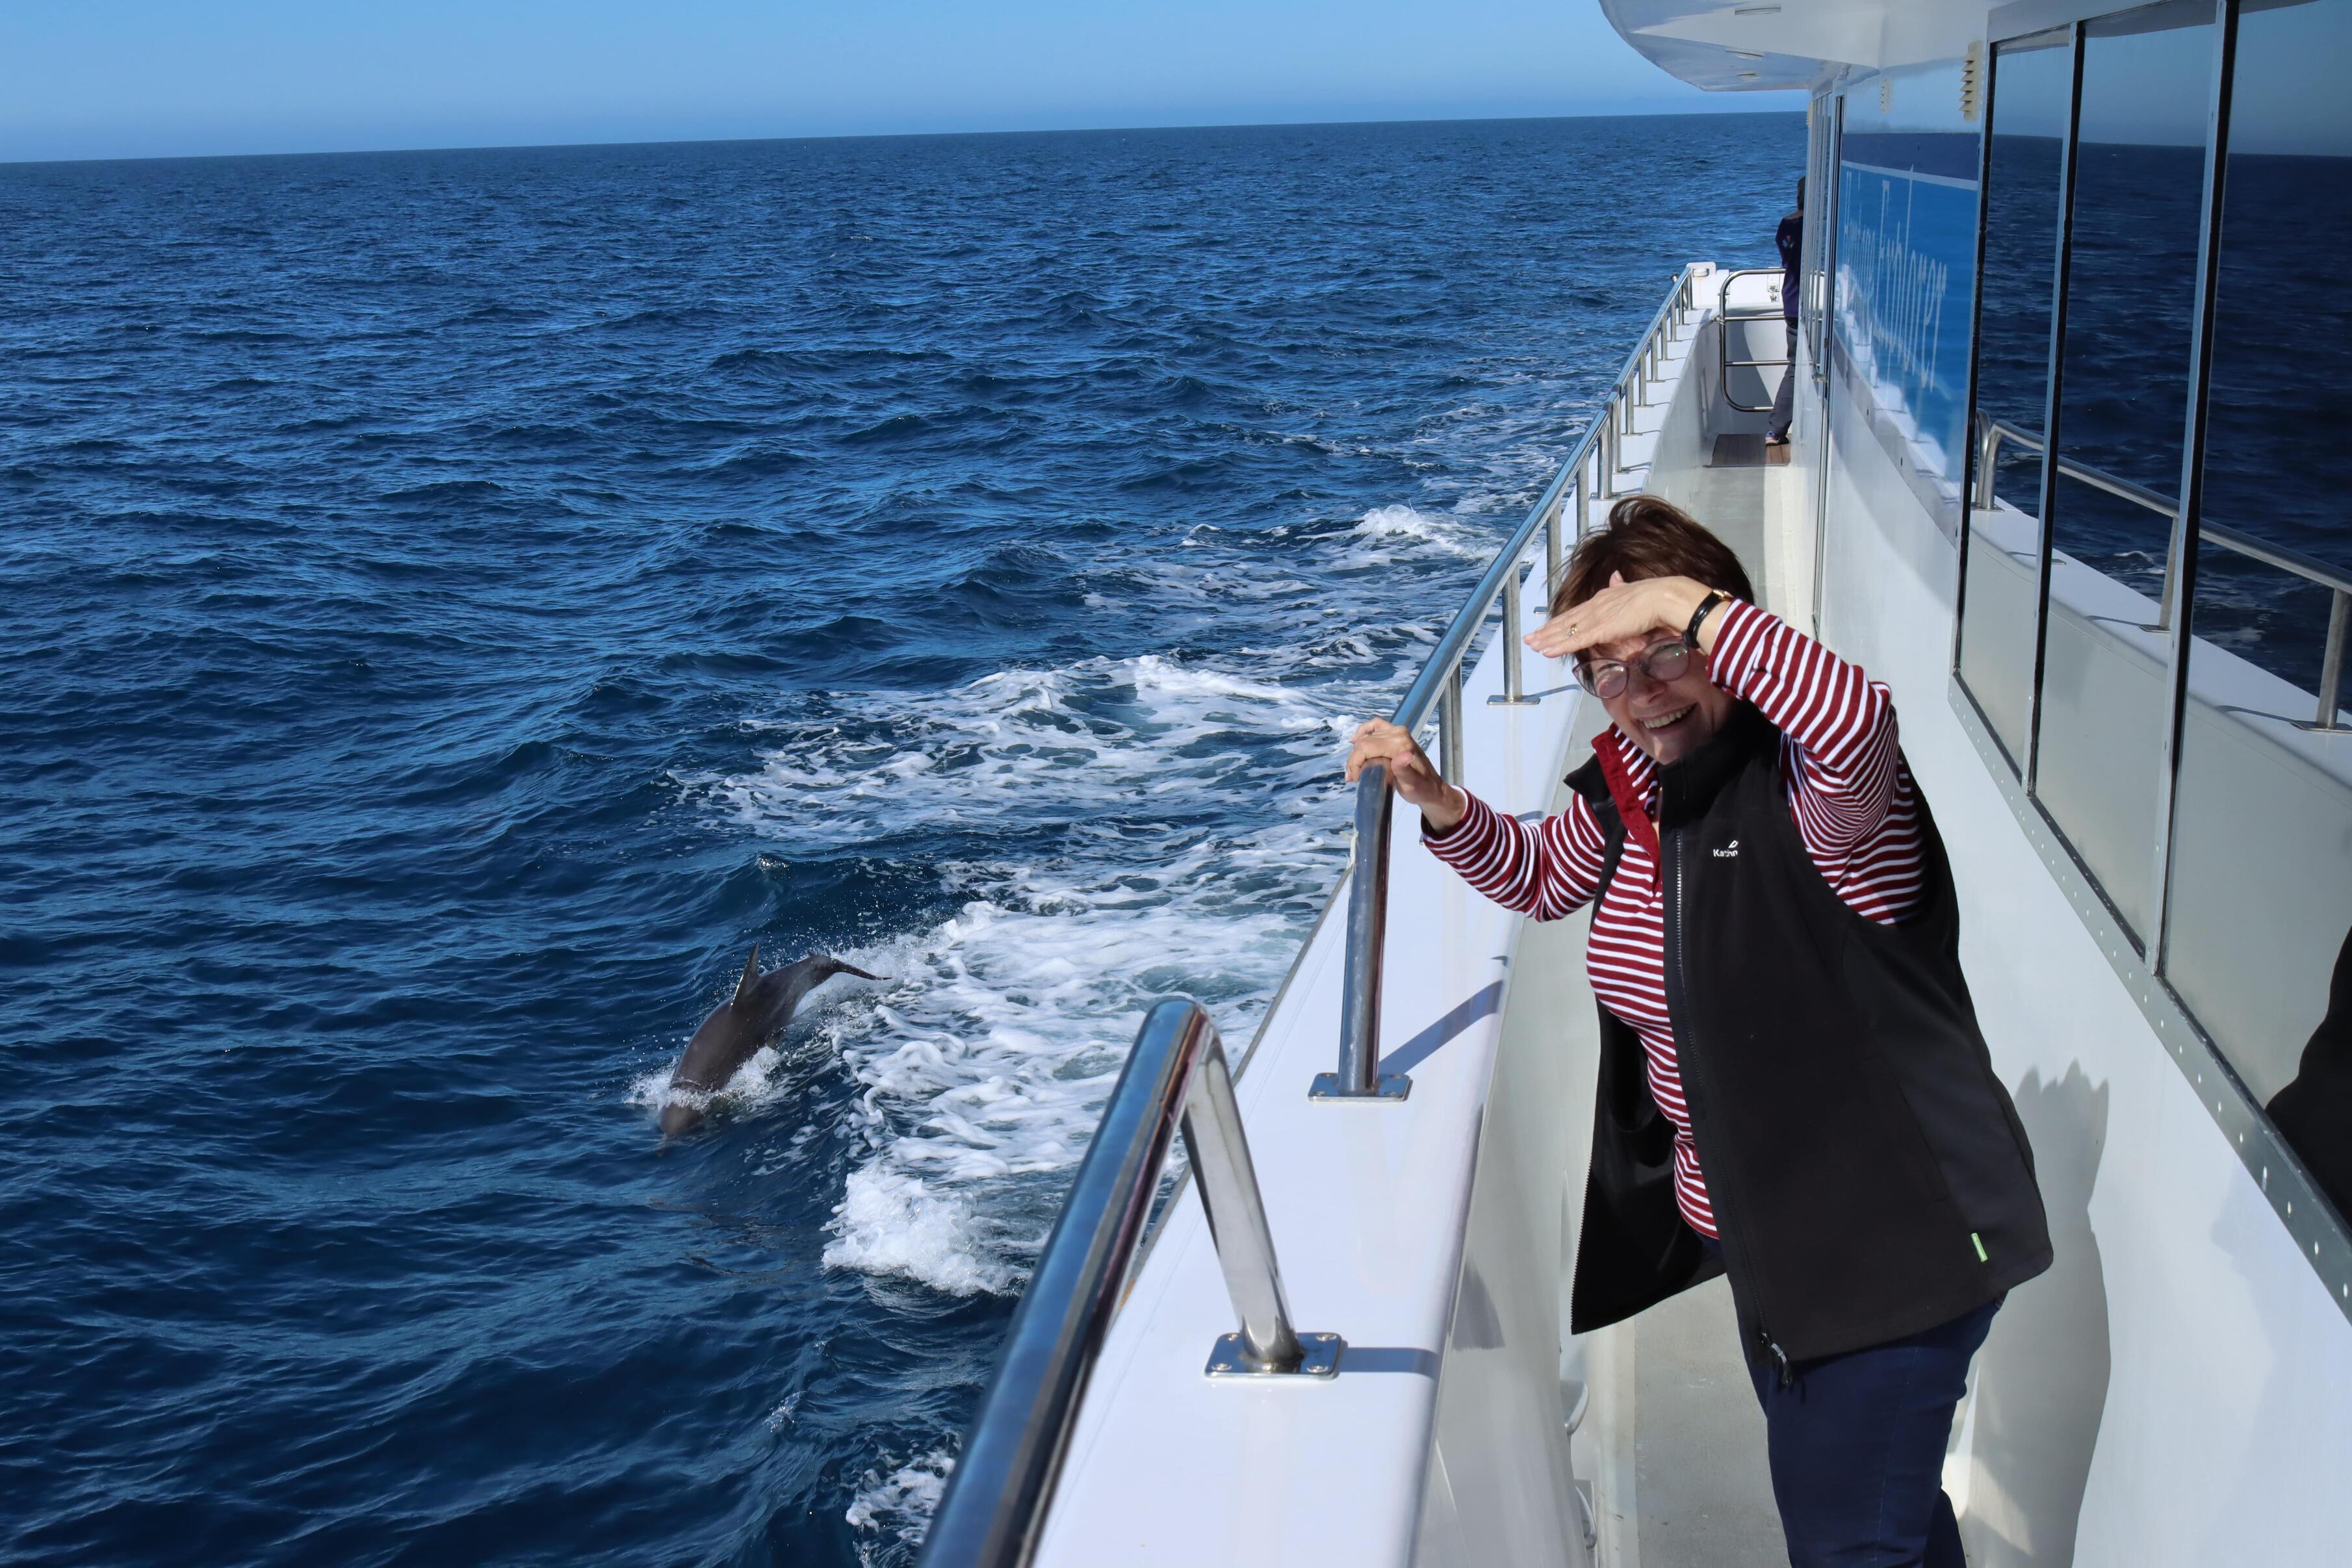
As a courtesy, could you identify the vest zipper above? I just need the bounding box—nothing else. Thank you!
[1664,801,1789,1387]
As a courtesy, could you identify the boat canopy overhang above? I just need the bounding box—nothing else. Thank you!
[1598,0,1997,88]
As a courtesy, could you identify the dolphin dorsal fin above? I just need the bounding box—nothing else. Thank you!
[732,946,760,1006]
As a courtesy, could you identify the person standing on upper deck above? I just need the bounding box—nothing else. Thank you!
[1345,497,2049,1568]
[1767,177,1803,446]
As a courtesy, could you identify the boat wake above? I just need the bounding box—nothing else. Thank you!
[682,504,1505,1548]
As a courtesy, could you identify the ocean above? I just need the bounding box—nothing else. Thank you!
[0,115,1803,1566]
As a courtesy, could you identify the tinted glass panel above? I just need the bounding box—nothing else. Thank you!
[2035,0,2216,946]
[1804,103,1831,373]
[1835,62,1982,534]
[2165,0,2352,1220]
[1957,30,2070,769]
[1813,97,1843,377]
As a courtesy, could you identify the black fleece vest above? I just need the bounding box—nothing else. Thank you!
[1565,704,2052,1364]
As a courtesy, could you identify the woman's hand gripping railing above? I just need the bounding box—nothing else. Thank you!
[1312,266,1696,1102]
[917,999,1338,1568]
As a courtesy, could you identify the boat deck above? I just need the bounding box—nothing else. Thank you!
[1541,875,1789,1568]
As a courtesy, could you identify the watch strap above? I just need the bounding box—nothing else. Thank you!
[1684,590,1728,651]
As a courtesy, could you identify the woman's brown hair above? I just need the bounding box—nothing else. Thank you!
[1550,495,1755,617]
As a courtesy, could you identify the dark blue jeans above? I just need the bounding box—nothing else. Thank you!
[1702,1239,1999,1568]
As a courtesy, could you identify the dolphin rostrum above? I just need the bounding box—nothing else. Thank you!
[659,947,880,1137]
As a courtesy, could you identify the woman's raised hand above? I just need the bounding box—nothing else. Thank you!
[1345,719,1466,833]
[1525,572,1710,660]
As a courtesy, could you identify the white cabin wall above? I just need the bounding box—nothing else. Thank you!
[1815,381,2352,1567]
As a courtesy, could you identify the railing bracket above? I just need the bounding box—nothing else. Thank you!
[1206,1330,1344,1379]
[1308,1071,1410,1103]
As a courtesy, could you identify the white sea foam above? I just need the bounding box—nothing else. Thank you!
[1347,502,1488,561]
[823,1166,1018,1296]
[847,1446,955,1565]
[687,632,1404,1298]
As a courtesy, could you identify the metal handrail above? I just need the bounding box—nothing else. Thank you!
[1314,266,1702,1102]
[1975,414,2347,729]
[918,999,1338,1568]
[1717,266,1792,414]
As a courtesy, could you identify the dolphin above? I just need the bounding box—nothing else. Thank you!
[659,947,880,1137]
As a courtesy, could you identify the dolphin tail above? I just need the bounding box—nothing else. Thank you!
[769,955,888,1013]
[732,945,761,1007]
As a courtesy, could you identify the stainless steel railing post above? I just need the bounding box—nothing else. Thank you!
[1616,385,1631,483]
[1547,486,1566,600]
[1498,572,1525,702]
[1576,463,1592,537]
[1182,1027,1321,1373]
[1491,556,1538,708]
[1314,773,1406,1102]
[1439,663,1465,782]
[2319,590,2348,731]
[919,999,1341,1568]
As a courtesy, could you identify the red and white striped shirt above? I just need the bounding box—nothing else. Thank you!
[1424,598,1924,1237]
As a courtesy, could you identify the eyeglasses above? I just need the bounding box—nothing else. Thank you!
[1576,636,1691,700]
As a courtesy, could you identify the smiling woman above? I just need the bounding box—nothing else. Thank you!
[1345,494,2052,1567]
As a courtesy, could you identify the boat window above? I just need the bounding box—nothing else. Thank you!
[2034,0,2219,947]
[1956,27,2072,772]
[1833,61,1982,535]
[2164,0,2352,1216]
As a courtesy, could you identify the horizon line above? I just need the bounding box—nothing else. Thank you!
[0,101,1803,171]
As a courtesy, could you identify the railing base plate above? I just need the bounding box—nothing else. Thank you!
[1206,1331,1345,1379]
[1486,693,1542,706]
[1307,1072,1411,1103]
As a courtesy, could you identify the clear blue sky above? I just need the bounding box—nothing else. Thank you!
[0,1,1800,164]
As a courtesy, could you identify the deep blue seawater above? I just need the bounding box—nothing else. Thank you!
[0,116,1802,1567]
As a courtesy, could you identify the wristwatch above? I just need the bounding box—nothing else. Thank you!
[1684,590,1728,652]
